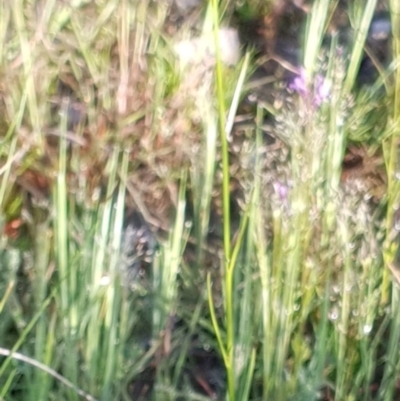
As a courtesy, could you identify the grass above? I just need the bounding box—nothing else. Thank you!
[0,0,399,400]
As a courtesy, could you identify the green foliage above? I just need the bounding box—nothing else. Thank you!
[0,0,399,400]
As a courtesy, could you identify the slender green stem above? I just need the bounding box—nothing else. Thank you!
[344,0,378,92]
[211,0,231,264]
[210,0,235,399]
[382,0,400,303]
[207,274,228,366]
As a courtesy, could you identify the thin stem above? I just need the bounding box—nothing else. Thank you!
[0,348,98,401]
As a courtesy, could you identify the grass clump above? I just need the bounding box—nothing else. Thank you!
[1,0,400,400]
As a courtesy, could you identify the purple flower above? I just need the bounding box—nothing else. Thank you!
[314,75,331,106]
[289,67,331,107]
[273,181,289,203]
[289,68,308,96]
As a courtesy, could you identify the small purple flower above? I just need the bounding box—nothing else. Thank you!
[314,75,331,106]
[289,68,308,96]
[289,67,331,107]
[273,181,289,203]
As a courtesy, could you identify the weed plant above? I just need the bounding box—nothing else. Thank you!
[0,0,400,401]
